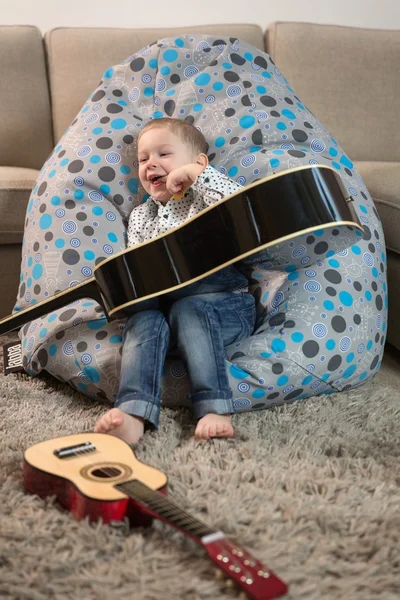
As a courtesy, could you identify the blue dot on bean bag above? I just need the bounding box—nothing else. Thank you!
[39,214,52,230]
[230,365,249,379]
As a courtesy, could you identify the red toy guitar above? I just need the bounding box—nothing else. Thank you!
[24,433,288,599]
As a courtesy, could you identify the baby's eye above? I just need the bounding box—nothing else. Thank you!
[139,157,147,163]
[160,152,170,157]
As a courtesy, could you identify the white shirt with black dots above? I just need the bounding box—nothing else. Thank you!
[127,165,243,247]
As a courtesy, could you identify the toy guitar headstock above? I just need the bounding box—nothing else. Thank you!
[202,532,288,599]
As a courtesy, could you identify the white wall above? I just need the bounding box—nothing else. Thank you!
[1,0,400,32]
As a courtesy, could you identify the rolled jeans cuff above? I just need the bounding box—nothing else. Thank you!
[114,393,160,429]
[190,390,235,420]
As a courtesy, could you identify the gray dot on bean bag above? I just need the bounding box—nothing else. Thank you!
[269,313,286,326]
[165,100,176,116]
[315,241,329,255]
[92,90,106,101]
[130,57,145,72]
[230,53,246,66]
[37,349,48,367]
[113,195,124,206]
[331,316,346,333]
[68,160,84,173]
[292,130,308,143]
[96,137,113,150]
[284,389,303,401]
[107,103,123,114]
[38,182,47,196]
[260,95,276,107]
[224,71,240,83]
[95,331,108,340]
[288,150,306,158]
[254,55,268,69]
[62,249,80,265]
[59,309,77,322]
[98,167,116,182]
[324,269,342,284]
[328,355,342,371]
[252,129,263,145]
[302,340,320,358]
[370,356,379,370]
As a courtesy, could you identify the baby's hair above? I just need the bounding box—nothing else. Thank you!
[138,117,208,156]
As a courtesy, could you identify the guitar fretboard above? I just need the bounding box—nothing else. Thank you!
[116,479,215,540]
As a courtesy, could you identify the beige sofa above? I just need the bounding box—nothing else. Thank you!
[0,22,399,349]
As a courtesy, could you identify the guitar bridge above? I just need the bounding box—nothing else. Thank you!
[54,441,96,459]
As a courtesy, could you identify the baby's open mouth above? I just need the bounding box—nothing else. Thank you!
[149,175,164,183]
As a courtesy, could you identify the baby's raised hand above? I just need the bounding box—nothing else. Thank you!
[166,164,205,196]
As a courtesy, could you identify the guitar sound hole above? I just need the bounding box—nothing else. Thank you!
[80,462,132,482]
[91,467,122,479]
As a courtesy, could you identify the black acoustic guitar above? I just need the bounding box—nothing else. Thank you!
[0,165,362,335]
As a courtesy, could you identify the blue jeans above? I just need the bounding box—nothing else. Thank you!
[114,268,256,428]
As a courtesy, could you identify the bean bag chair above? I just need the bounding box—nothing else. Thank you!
[14,34,387,412]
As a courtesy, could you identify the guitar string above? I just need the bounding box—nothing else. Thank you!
[38,442,272,584]
[70,444,215,537]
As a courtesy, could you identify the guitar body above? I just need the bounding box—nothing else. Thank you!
[24,433,288,599]
[24,432,167,526]
[0,164,362,335]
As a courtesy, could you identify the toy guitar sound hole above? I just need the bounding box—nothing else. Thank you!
[81,463,132,482]
[92,467,121,478]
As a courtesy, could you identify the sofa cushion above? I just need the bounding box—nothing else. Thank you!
[0,246,23,319]
[0,166,39,243]
[265,22,400,163]
[387,250,400,350]
[354,161,400,255]
[45,24,264,141]
[0,26,53,169]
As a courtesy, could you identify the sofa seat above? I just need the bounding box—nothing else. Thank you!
[0,166,39,318]
[0,166,39,244]
[354,161,400,255]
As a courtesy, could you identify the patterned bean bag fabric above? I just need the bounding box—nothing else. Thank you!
[15,34,387,412]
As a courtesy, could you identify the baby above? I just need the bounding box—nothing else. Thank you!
[94,118,256,443]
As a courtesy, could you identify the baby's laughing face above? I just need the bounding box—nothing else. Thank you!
[138,128,197,203]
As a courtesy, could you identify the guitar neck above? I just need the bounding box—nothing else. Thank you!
[116,479,215,541]
[116,480,288,599]
[0,278,106,335]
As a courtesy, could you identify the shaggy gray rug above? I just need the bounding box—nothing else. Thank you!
[1,334,399,600]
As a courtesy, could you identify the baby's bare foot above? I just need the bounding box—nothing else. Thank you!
[194,413,234,441]
[94,408,144,444]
